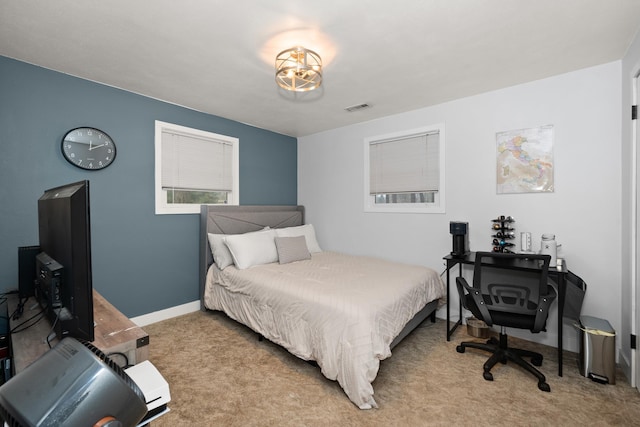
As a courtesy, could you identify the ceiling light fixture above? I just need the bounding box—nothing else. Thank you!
[275,46,322,92]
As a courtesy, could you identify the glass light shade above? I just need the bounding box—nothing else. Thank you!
[275,46,323,92]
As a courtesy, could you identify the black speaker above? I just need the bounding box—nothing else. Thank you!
[18,246,40,299]
[449,222,469,258]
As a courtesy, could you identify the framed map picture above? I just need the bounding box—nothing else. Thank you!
[496,125,554,194]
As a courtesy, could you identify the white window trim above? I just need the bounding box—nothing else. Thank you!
[363,123,446,214]
[155,120,239,214]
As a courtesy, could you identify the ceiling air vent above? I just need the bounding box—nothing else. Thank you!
[345,103,372,112]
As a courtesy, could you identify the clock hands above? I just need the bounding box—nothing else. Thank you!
[64,137,107,151]
[64,138,103,149]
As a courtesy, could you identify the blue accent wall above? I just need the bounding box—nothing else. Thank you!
[0,56,297,316]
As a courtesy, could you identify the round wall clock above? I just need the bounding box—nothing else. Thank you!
[61,127,117,170]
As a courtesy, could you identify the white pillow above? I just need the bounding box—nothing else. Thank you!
[208,233,234,270]
[208,227,269,270]
[274,224,322,253]
[224,229,278,270]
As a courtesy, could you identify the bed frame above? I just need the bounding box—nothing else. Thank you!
[199,204,437,349]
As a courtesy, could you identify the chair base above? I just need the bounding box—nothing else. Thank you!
[456,331,551,392]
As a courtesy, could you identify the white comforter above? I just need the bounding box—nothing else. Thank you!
[203,251,446,409]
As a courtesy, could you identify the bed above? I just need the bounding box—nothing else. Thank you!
[199,205,446,409]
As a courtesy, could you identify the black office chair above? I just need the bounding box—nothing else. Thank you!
[455,251,557,391]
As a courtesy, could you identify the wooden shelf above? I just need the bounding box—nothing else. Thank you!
[8,290,148,373]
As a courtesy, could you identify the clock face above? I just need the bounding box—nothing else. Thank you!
[61,127,117,170]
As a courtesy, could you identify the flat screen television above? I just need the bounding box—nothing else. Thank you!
[36,180,94,341]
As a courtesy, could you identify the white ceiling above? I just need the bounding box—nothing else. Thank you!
[1,1,639,137]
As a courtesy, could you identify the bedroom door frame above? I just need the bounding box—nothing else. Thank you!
[634,73,640,390]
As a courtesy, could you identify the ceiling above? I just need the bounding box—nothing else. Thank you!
[1,1,640,137]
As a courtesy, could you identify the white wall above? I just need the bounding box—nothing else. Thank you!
[298,61,622,354]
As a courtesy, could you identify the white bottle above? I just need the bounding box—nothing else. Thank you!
[520,232,532,252]
[540,234,557,265]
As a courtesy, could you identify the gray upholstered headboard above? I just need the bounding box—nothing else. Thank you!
[199,205,305,308]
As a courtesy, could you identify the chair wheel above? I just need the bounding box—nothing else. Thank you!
[456,345,465,353]
[487,337,498,345]
[483,371,494,381]
[538,382,551,392]
[531,356,543,366]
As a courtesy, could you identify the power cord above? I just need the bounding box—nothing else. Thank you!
[12,298,26,321]
[45,309,62,349]
[10,306,45,335]
[0,290,18,319]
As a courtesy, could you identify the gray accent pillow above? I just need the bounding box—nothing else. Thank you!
[275,235,311,264]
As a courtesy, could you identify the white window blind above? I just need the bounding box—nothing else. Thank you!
[369,131,439,195]
[161,130,233,192]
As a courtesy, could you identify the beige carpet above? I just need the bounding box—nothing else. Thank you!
[143,310,640,426]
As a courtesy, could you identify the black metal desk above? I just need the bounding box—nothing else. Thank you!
[444,251,569,376]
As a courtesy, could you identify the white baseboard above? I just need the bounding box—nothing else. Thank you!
[131,300,201,327]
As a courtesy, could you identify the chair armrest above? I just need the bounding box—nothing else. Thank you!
[455,276,472,308]
[456,276,493,326]
[532,283,558,332]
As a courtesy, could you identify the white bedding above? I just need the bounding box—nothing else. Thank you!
[203,251,446,409]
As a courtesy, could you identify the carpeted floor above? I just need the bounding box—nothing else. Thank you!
[143,310,640,426]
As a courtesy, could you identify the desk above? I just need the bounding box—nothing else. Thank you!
[8,291,149,374]
[444,251,569,376]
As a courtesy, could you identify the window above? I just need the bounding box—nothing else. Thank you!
[364,124,445,213]
[155,121,239,214]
